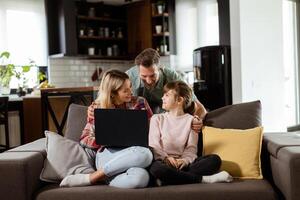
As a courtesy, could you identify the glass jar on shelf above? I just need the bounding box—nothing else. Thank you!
[88,7,95,17]
[117,27,123,38]
[107,46,113,56]
[98,27,104,37]
[88,46,95,56]
[87,27,94,37]
[79,24,86,36]
[104,27,110,38]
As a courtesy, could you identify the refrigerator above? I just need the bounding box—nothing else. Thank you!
[193,45,232,111]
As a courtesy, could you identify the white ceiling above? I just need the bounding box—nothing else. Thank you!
[86,0,144,6]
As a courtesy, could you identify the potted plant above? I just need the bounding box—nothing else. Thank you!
[14,60,35,96]
[0,52,14,94]
[156,0,165,15]
[0,51,36,96]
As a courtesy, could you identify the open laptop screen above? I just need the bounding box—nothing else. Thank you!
[94,109,149,147]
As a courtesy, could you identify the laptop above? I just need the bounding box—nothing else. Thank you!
[94,109,149,147]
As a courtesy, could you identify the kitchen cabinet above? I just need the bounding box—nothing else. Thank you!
[75,1,129,59]
[127,0,152,58]
[151,0,176,55]
[45,0,77,56]
[45,0,176,58]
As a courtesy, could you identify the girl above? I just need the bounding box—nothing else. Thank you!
[60,70,153,188]
[149,81,232,185]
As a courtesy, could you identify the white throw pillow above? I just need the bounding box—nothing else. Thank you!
[40,131,95,183]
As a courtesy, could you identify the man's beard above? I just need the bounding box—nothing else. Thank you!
[144,82,155,89]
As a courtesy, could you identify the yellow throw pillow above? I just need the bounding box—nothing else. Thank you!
[202,126,263,179]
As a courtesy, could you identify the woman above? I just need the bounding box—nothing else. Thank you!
[60,70,153,188]
[149,81,232,186]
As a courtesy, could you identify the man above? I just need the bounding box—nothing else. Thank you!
[88,48,206,131]
[126,48,206,131]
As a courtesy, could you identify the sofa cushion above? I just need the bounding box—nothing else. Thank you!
[64,103,88,142]
[204,100,261,129]
[202,126,263,179]
[35,180,277,200]
[40,131,94,183]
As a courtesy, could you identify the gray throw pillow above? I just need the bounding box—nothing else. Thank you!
[40,131,95,183]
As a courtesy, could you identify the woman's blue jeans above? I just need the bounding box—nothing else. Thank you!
[96,146,153,188]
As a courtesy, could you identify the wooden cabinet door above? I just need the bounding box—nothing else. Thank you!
[127,0,152,58]
[23,98,42,143]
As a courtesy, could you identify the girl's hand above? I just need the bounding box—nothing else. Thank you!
[176,159,187,170]
[191,116,203,133]
[164,157,179,169]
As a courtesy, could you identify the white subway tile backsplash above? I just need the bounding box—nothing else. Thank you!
[49,57,140,88]
[81,77,90,82]
[70,66,79,71]
[75,72,84,76]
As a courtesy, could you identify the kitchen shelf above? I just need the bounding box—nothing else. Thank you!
[152,13,169,17]
[75,1,128,58]
[77,15,126,23]
[153,32,170,37]
[151,0,175,55]
[77,54,130,60]
[78,36,126,40]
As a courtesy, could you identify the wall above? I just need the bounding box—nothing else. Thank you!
[230,0,285,131]
[48,58,134,88]
[48,56,171,88]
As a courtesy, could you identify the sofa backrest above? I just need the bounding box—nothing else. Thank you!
[64,103,88,141]
[204,100,262,129]
[65,101,262,142]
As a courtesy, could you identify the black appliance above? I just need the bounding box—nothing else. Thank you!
[193,45,232,111]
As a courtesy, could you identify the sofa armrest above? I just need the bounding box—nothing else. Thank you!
[0,138,46,200]
[263,132,300,200]
[8,138,46,155]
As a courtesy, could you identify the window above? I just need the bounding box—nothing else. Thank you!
[0,0,47,88]
[175,0,219,71]
[283,0,299,127]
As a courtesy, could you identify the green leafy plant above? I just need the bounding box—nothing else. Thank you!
[0,52,15,87]
[0,51,36,90]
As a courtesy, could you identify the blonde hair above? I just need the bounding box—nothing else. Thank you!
[95,70,129,108]
[163,81,195,115]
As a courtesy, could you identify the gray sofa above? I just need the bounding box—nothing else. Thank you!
[0,101,300,200]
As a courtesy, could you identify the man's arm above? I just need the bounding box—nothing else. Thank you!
[193,99,207,120]
[190,99,207,133]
